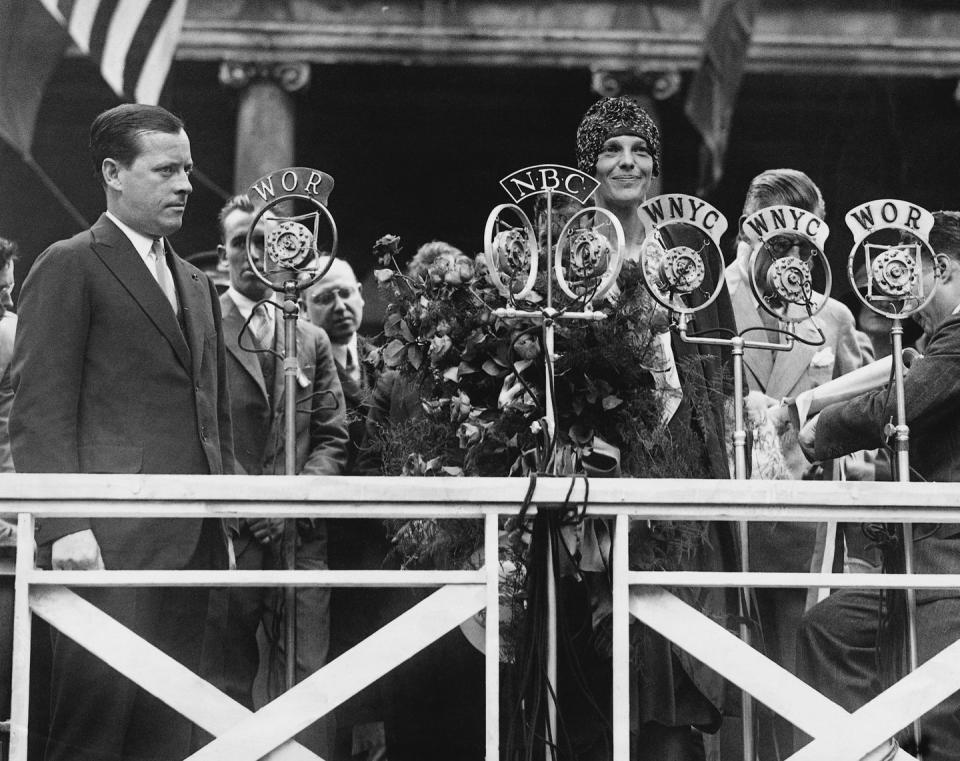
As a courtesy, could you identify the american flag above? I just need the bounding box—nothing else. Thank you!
[38,0,187,105]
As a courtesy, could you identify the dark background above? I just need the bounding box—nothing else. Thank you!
[3,57,960,310]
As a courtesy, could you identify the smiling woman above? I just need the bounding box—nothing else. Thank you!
[575,96,662,262]
[567,96,740,761]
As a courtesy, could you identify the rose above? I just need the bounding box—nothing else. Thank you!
[449,391,471,423]
[457,421,483,449]
[373,233,402,266]
[429,334,453,365]
[512,333,541,360]
[444,256,475,285]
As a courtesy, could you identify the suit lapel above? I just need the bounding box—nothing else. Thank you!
[169,251,208,381]
[89,215,191,372]
[766,317,820,399]
[221,296,269,402]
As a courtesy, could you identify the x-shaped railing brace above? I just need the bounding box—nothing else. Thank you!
[26,584,485,761]
[630,587,960,761]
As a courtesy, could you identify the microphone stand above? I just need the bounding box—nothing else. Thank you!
[653,221,828,761]
[243,169,340,697]
[486,182,622,761]
[492,190,609,760]
[674,314,795,761]
[887,316,922,759]
[281,279,300,691]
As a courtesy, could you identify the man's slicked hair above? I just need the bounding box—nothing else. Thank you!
[931,211,960,264]
[742,168,826,219]
[0,237,18,268]
[218,194,256,240]
[90,104,185,185]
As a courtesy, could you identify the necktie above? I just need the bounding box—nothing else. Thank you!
[150,239,179,314]
[250,304,273,350]
[249,304,276,395]
[344,346,359,383]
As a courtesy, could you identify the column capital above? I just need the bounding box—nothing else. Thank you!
[219,61,311,93]
[590,68,681,101]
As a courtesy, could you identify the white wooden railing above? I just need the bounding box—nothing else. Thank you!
[3,475,960,761]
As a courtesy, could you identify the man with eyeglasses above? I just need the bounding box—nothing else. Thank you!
[304,259,367,390]
[723,168,869,760]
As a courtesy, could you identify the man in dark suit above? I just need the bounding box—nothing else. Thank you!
[201,195,348,756]
[797,210,960,761]
[9,104,235,761]
[303,256,375,472]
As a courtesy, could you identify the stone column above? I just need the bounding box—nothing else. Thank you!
[219,61,311,193]
[590,68,681,198]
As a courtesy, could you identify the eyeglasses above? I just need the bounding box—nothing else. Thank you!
[765,235,816,261]
[312,286,357,305]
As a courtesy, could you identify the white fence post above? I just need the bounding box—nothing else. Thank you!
[613,513,630,761]
[9,513,35,761]
[485,512,500,761]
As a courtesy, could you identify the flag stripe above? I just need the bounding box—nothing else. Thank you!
[124,0,175,103]
[100,0,148,96]
[67,0,101,53]
[87,0,120,67]
[132,0,186,104]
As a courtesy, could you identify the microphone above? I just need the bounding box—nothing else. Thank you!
[636,193,728,315]
[554,206,624,301]
[483,203,539,300]
[742,205,832,323]
[244,166,339,294]
[844,199,938,320]
[265,218,317,270]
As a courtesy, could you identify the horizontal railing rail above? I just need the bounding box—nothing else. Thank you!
[4,474,960,761]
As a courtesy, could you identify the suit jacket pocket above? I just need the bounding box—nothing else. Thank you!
[79,444,143,473]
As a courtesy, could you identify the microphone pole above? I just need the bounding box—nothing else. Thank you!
[244,167,339,693]
[844,199,940,759]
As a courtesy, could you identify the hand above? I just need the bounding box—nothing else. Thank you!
[799,414,819,462]
[743,391,777,427]
[51,529,105,570]
[764,404,793,435]
[248,518,284,546]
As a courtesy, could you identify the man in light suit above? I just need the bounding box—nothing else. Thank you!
[201,195,348,757]
[797,210,960,761]
[10,104,235,761]
[724,168,867,759]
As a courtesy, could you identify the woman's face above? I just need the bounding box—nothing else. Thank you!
[593,135,654,210]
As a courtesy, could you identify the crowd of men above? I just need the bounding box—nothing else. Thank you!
[0,98,959,761]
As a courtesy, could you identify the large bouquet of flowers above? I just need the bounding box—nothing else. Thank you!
[365,231,724,578]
